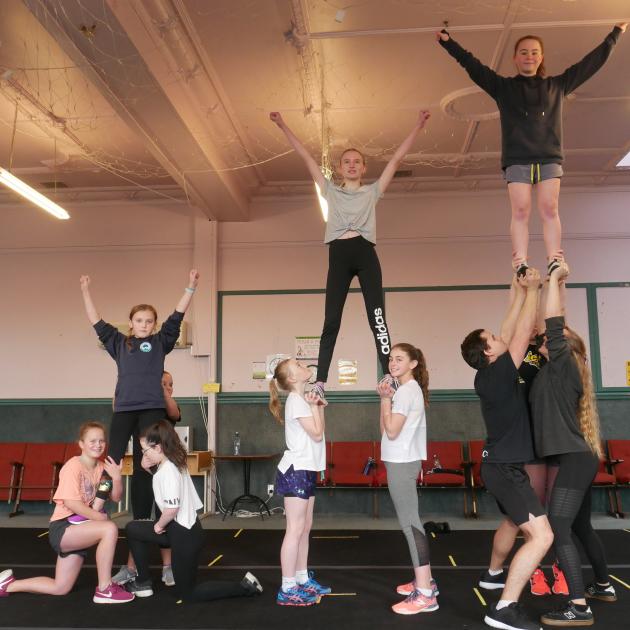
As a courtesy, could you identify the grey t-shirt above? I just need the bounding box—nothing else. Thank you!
[322,179,381,244]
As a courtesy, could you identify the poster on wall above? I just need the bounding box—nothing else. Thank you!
[252,362,266,380]
[338,359,358,385]
[295,336,320,360]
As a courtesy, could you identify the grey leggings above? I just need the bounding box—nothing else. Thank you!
[385,460,430,568]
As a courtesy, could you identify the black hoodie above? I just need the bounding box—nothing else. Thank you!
[439,27,621,168]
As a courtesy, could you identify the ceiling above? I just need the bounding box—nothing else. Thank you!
[0,0,628,220]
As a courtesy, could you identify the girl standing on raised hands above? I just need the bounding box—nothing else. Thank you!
[0,422,133,604]
[124,421,262,602]
[269,358,329,606]
[437,23,626,276]
[270,110,430,399]
[376,343,437,615]
[79,270,198,584]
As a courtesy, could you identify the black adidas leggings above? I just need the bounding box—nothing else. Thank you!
[317,236,391,382]
[547,451,609,600]
[126,519,250,602]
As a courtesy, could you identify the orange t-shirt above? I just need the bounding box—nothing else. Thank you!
[50,456,104,522]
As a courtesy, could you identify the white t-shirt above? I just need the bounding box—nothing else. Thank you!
[381,379,427,463]
[152,459,203,530]
[277,392,326,474]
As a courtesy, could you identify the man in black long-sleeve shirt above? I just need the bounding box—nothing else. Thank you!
[437,24,626,276]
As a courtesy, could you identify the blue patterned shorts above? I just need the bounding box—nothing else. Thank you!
[275,465,317,499]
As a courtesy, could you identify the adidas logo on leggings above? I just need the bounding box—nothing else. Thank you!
[374,308,390,355]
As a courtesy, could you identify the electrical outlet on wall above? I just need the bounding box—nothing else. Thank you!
[267,484,274,497]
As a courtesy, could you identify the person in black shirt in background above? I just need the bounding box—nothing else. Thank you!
[530,260,614,627]
[462,268,553,630]
[437,23,626,277]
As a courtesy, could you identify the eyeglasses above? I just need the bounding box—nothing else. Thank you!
[141,445,155,455]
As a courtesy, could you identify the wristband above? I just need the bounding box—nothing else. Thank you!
[185,287,195,293]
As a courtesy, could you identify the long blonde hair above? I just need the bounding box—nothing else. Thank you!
[268,358,292,424]
[566,327,602,458]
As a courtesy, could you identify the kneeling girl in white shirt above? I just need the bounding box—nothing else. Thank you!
[269,359,330,606]
[377,343,437,615]
[124,421,262,601]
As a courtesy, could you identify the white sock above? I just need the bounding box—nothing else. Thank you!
[418,587,433,597]
[496,599,515,610]
[295,569,309,585]
[488,568,503,576]
[281,576,297,592]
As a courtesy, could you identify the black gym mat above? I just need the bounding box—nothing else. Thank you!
[1,528,629,629]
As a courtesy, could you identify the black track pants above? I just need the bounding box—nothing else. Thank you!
[126,519,250,602]
[317,236,391,382]
[548,451,609,599]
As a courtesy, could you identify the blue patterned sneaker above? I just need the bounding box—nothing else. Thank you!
[277,585,319,606]
[310,381,326,403]
[300,571,332,596]
[378,374,399,392]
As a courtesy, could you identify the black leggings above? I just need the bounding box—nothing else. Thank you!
[547,451,609,599]
[317,236,391,382]
[108,408,166,519]
[126,519,249,603]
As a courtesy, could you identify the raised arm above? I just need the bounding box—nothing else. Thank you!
[508,268,541,367]
[378,110,430,194]
[559,24,625,95]
[270,112,326,188]
[300,391,326,442]
[79,275,101,325]
[546,262,570,319]
[436,30,501,99]
[500,274,526,345]
[174,269,200,314]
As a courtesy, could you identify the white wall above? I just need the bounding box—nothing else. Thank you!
[1,185,628,397]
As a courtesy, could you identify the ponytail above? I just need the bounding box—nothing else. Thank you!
[392,342,430,408]
[268,358,292,424]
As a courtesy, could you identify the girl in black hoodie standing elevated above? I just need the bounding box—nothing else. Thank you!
[437,23,626,276]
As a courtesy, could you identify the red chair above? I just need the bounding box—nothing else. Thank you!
[328,441,375,486]
[373,441,388,487]
[0,443,26,502]
[607,440,630,517]
[11,443,67,517]
[316,441,333,486]
[592,442,619,517]
[466,440,485,518]
[421,441,467,515]
[63,442,82,463]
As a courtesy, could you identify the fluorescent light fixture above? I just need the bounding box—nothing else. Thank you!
[616,151,630,168]
[0,167,70,219]
[315,181,328,222]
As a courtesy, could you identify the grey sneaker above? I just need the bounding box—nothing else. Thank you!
[112,565,138,585]
[379,374,399,392]
[162,565,175,587]
[241,571,263,595]
[311,382,326,402]
[125,578,153,598]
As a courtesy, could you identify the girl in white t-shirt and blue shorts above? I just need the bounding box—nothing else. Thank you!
[269,358,330,606]
[377,343,437,616]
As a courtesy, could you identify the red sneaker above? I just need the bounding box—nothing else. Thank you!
[530,568,551,596]
[93,582,135,604]
[552,562,569,595]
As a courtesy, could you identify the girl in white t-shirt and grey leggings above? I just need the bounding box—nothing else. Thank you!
[269,359,330,607]
[377,343,437,616]
[123,421,263,602]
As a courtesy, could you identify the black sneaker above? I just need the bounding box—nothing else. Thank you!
[484,602,541,630]
[540,602,593,627]
[584,581,616,602]
[547,258,561,276]
[516,263,529,278]
[241,571,263,595]
[479,569,506,590]
[125,578,153,598]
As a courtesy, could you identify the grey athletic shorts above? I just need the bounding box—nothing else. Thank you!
[504,163,563,185]
[48,518,89,559]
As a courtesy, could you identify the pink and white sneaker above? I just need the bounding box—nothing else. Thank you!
[0,569,15,596]
[93,582,135,604]
[396,578,439,597]
[392,589,439,615]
